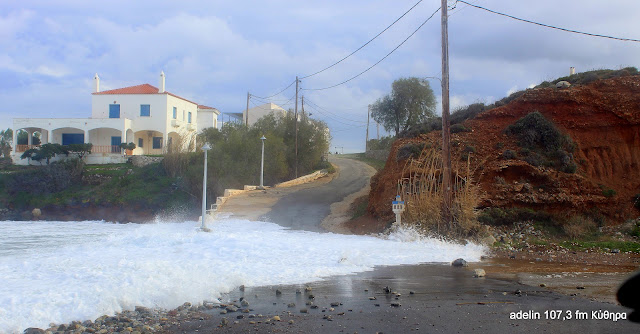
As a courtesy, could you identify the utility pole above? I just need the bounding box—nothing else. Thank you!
[301,95,305,119]
[376,122,380,140]
[245,92,250,126]
[366,105,370,151]
[294,76,299,178]
[441,0,453,225]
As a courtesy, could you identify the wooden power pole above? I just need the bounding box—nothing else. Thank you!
[441,0,453,225]
[245,92,250,126]
[294,76,299,178]
[366,105,370,151]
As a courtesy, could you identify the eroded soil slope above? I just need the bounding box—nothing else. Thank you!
[369,76,640,223]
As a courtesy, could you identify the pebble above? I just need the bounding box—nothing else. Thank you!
[473,269,486,278]
[300,308,308,313]
[289,320,295,324]
[330,302,340,307]
[276,289,282,295]
[272,316,281,321]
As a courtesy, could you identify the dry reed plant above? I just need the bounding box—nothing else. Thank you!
[397,145,480,238]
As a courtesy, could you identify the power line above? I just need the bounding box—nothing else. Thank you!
[304,98,366,124]
[303,6,441,91]
[305,103,365,126]
[458,0,640,43]
[300,0,424,80]
[251,79,297,100]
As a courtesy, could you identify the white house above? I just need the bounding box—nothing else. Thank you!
[12,72,220,164]
[243,102,287,127]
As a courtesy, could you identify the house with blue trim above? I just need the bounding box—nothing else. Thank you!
[11,72,220,164]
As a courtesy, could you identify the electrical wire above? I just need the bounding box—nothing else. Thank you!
[300,0,424,79]
[458,0,640,42]
[305,103,365,126]
[303,6,441,91]
[304,98,367,124]
[251,79,297,100]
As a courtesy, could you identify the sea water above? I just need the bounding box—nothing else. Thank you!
[0,219,485,333]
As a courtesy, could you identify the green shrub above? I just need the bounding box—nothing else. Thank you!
[478,207,551,226]
[396,143,425,161]
[602,189,616,198]
[502,149,517,160]
[505,111,577,172]
[451,124,470,133]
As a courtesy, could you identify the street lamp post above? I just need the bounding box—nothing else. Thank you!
[200,143,211,232]
[260,136,266,189]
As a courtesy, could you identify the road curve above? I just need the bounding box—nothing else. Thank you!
[261,156,375,232]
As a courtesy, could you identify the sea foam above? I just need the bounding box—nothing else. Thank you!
[0,219,485,333]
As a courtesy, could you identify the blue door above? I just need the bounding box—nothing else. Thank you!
[111,136,121,153]
[62,133,84,145]
[109,104,120,118]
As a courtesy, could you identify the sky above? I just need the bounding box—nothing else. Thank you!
[1,0,639,153]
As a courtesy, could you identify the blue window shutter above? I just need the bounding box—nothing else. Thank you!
[188,112,192,123]
[173,107,177,119]
[140,104,150,117]
[138,138,143,148]
[109,104,120,118]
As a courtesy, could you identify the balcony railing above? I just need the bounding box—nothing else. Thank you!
[91,145,122,154]
[15,145,41,152]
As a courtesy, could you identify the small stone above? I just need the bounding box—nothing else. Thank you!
[375,304,380,307]
[249,321,256,324]
[23,328,45,334]
[308,294,315,299]
[276,289,282,295]
[577,286,585,290]
[272,316,281,321]
[330,302,340,307]
[329,308,335,312]
[220,310,227,314]
[409,291,415,295]
[300,308,308,313]
[287,303,296,308]
[540,283,547,287]
[369,297,377,300]
[220,318,229,326]
[383,286,391,294]
[305,287,312,292]
[306,301,313,305]
[241,299,250,307]
[391,303,401,307]
[451,258,468,267]
[226,305,238,312]
[473,269,486,278]
[288,320,295,324]
[237,315,244,319]
[242,309,250,313]
[310,305,319,309]
[611,249,620,254]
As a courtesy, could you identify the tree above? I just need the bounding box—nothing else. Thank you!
[68,143,93,160]
[21,143,68,165]
[0,128,12,158]
[371,77,437,136]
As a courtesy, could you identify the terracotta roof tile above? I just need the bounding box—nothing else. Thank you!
[93,83,204,106]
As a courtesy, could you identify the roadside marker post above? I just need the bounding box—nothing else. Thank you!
[392,195,405,225]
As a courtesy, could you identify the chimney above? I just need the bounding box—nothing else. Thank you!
[159,71,165,93]
[94,73,100,93]
[570,67,576,76]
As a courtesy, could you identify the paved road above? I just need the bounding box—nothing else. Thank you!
[261,156,375,232]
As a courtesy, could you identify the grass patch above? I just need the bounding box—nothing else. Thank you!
[341,153,387,171]
[560,240,640,253]
[350,195,369,220]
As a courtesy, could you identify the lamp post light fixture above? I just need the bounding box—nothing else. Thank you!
[200,142,212,232]
[260,136,266,189]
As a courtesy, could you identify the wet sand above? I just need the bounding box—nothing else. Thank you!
[164,262,639,333]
